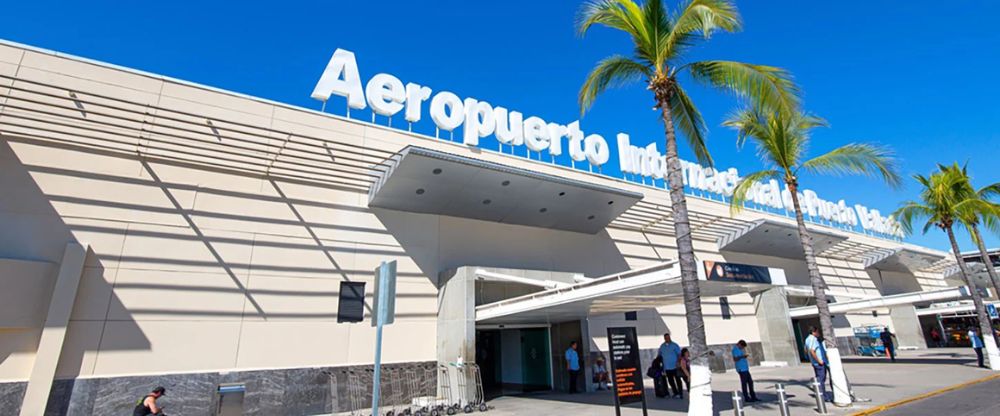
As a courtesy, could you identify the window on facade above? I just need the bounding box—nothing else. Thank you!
[720,297,732,320]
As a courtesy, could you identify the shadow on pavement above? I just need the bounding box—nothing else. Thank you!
[502,386,824,414]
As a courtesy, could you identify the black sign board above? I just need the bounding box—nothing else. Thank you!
[704,261,772,284]
[606,327,647,416]
[337,281,366,323]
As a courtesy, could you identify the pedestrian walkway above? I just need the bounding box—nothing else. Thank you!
[485,348,991,415]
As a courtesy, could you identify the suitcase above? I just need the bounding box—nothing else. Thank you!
[654,376,668,398]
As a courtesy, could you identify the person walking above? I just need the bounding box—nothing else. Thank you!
[678,348,691,393]
[880,328,896,362]
[930,327,943,348]
[733,340,758,403]
[805,327,832,402]
[657,333,683,399]
[968,328,986,368]
[565,341,581,393]
[133,386,166,416]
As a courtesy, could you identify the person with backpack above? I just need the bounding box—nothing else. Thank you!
[133,386,166,416]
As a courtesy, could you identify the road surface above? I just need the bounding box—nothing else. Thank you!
[877,377,1000,416]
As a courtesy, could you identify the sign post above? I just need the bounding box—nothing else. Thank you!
[371,260,397,415]
[606,327,647,416]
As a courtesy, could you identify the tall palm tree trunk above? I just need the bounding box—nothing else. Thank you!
[787,183,852,405]
[946,226,1000,369]
[971,225,1000,306]
[658,94,712,415]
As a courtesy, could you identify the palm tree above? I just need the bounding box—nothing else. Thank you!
[939,163,1000,302]
[894,166,1000,369]
[725,108,901,405]
[576,1,798,412]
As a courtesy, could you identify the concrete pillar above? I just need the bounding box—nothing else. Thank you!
[436,268,476,367]
[579,319,593,392]
[889,305,926,349]
[754,287,799,365]
[20,243,87,416]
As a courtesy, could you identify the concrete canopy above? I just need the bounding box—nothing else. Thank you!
[475,261,785,325]
[788,286,972,318]
[368,146,643,234]
[864,247,947,273]
[717,219,847,259]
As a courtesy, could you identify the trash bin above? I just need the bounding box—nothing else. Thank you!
[216,384,245,416]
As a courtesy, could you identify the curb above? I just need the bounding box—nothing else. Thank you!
[849,372,1000,415]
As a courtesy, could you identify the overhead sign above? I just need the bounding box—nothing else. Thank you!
[607,327,647,416]
[988,304,999,320]
[704,261,772,285]
[312,49,904,239]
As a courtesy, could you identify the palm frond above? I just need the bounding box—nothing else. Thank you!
[686,60,799,114]
[579,55,651,114]
[800,143,902,188]
[728,169,781,215]
[577,0,644,37]
[662,0,741,62]
[669,83,711,166]
[671,0,741,38]
[891,201,935,236]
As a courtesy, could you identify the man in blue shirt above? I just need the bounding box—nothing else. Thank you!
[657,333,683,398]
[565,341,581,393]
[968,328,986,368]
[804,327,831,402]
[733,340,758,403]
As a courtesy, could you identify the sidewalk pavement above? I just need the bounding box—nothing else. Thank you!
[486,348,993,415]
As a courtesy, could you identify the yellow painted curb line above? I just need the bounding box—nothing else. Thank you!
[849,372,1000,416]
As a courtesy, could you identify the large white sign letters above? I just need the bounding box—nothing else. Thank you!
[312,48,610,166]
[313,48,903,238]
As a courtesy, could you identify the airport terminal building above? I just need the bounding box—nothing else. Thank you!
[0,40,987,415]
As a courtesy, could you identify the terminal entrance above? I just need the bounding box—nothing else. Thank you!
[475,327,552,399]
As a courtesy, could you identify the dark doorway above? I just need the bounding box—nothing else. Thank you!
[475,329,503,399]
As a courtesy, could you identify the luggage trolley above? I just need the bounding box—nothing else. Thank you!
[404,368,427,416]
[464,363,489,412]
[431,365,457,415]
[384,368,405,416]
[346,370,366,416]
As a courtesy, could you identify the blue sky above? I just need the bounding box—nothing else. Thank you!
[3,1,999,252]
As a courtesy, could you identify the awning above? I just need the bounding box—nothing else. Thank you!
[916,300,1000,317]
[475,261,786,324]
[788,286,972,318]
[368,146,643,234]
[717,219,847,259]
[864,247,947,273]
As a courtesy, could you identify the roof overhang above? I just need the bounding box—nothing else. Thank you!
[368,146,643,234]
[475,261,786,324]
[717,219,847,259]
[788,286,972,318]
[916,300,1000,317]
[864,247,947,273]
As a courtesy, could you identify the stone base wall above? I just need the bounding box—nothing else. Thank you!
[591,341,765,375]
[0,361,436,416]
